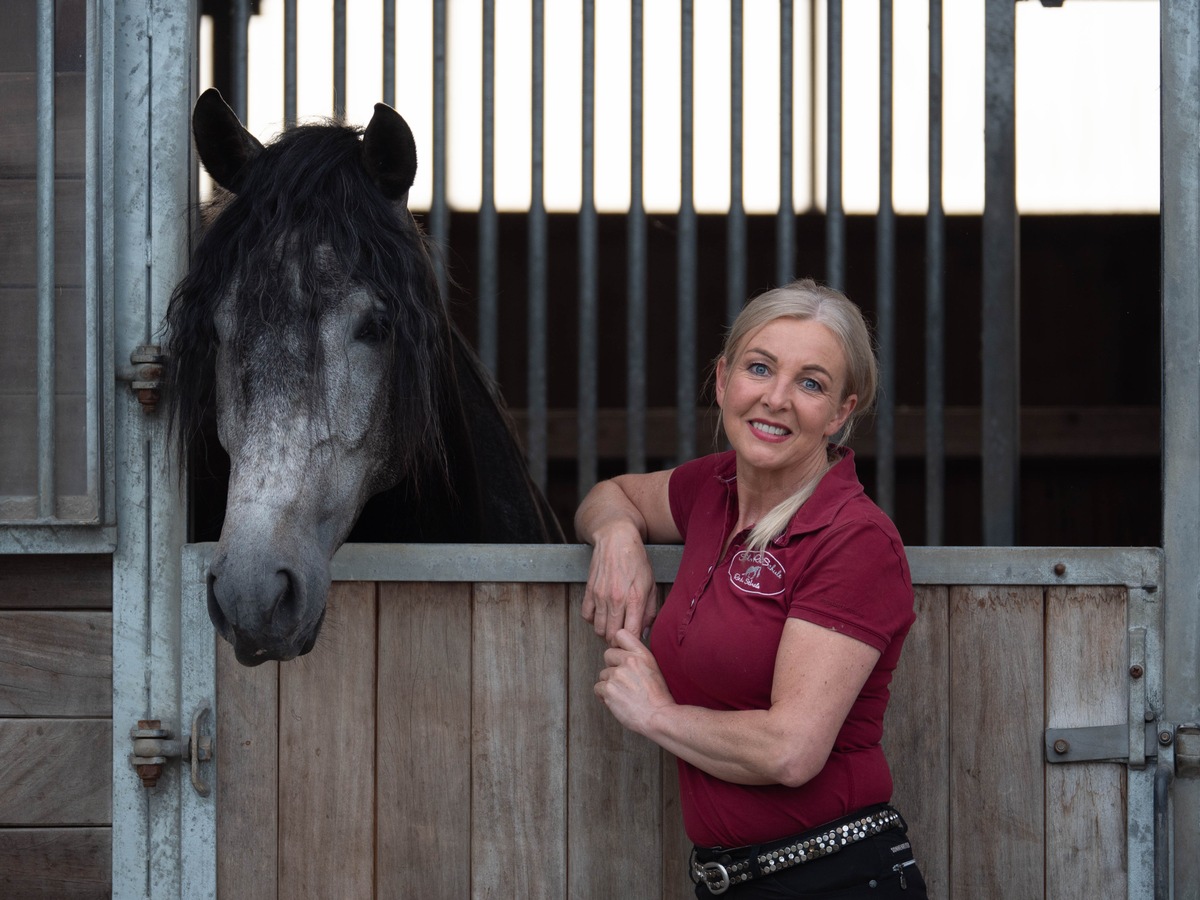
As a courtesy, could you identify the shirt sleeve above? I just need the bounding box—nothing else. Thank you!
[786,519,914,653]
[668,454,718,540]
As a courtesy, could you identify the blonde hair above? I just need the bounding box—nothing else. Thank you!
[717,279,878,549]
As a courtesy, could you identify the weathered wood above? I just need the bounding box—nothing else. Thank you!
[471,582,567,899]
[886,585,950,898]
[278,583,376,899]
[0,179,86,286]
[566,583,663,897]
[0,555,111,609]
[0,719,110,825]
[1045,586,1127,896]
[948,586,1045,898]
[660,751,692,900]
[0,611,111,716]
[0,826,110,899]
[0,73,86,177]
[216,638,278,900]
[376,582,472,899]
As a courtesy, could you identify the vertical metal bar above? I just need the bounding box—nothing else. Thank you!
[528,0,547,490]
[825,0,844,290]
[383,0,395,108]
[727,0,745,325]
[231,0,249,121]
[777,0,794,288]
[626,0,647,473]
[981,0,1019,545]
[1161,0,1200,890]
[431,0,449,298]
[875,0,895,516]
[925,0,945,545]
[479,0,498,373]
[677,0,697,463]
[578,0,598,499]
[284,0,297,127]
[36,0,56,519]
[333,0,347,119]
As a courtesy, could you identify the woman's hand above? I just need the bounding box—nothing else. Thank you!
[575,471,679,645]
[594,629,674,734]
[581,526,658,644]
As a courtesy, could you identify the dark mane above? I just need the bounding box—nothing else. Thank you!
[163,121,451,481]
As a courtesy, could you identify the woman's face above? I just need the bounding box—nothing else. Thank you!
[715,317,857,487]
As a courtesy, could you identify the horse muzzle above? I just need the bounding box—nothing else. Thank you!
[206,548,331,665]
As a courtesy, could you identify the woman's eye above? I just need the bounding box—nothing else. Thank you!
[748,362,769,376]
[801,377,823,392]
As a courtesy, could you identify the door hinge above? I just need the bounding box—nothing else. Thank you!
[129,701,213,795]
[116,344,165,412]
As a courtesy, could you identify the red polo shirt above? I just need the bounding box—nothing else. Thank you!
[651,447,915,848]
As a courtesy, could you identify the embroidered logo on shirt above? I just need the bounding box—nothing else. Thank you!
[728,550,786,596]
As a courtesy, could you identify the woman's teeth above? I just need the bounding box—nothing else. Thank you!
[752,421,788,436]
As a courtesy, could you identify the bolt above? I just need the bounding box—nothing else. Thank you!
[1053,739,1070,755]
[136,763,163,788]
[1130,665,1144,679]
[1053,563,1067,577]
[1159,730,1174,747]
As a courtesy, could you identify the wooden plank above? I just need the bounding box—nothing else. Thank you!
[0,826,110,899]
[948,586,1045,898]
[0,179,86,286]
[0,555,111,609]
[278,583,376,899]
[216,638,279,900]
[0,719,110,825]
[471,582,567,899]
[885,585,950,899]
[660,751,693,900]
[566,583,663,897]
[1045,586,1127,897]
[0,611,110,716]
[375,582,471,898]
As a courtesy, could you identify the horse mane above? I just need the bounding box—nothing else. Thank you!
[163,121,453,484]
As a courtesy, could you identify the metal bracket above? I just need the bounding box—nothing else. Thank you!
[129,702,213,796]
[1046,722,1161,765]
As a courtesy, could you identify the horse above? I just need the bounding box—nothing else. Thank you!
[165,88,563,666]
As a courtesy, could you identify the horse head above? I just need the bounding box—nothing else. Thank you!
[167,89,457,665]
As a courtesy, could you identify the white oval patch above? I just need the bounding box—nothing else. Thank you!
[728,549,786,596]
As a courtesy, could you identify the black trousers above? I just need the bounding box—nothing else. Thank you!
[692,818,928,899]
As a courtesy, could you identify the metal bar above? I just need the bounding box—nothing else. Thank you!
[231,0,249,121]
[383,0,395,108]
[181,543,1164,590]
[36,0,56,519]
[924,0,945,545]
[1161,0,1200,890]
[776,0,794,287]
[284,0,297,126]
[528,0,547,490]
[578,0,598,499]
[981,0,1019,545]
[677,0,697,463]
[333,0,346,119]
[479,0,498,373]
[626,0,647,473]
[431,0,448,298]
[825,0,844,290]
[727,0,745,325]
[875,0,895,516]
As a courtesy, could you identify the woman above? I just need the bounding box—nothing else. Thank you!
[576,280,927,898]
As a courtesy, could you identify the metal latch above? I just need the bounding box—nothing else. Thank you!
[130,702,213,796]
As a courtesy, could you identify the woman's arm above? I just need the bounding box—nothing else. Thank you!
[576,470,681,645]
[595,619,880,786]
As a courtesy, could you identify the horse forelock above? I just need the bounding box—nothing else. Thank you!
[164,121,452,481]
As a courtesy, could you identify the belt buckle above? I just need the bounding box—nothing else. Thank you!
[700,861,731,895]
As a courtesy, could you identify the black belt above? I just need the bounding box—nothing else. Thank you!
[689,805,903,895]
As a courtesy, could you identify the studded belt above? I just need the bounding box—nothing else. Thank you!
[689,806,903,895]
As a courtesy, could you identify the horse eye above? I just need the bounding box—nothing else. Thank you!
[355,317,389,344]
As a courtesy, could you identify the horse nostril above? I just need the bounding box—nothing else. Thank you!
[269,568,301,621]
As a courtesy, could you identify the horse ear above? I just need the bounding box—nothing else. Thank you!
[362,103,418,206]
[192,88,264,194]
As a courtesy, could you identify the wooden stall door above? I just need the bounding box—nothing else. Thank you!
[887,584,1130,899]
